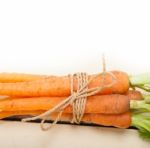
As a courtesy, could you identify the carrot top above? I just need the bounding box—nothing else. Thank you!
[129,73,150,92]
[131,94,150,140]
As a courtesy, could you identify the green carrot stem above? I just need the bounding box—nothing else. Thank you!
[143,94,150,103]
[132,113,150,140]
[130,100,150,111]
[129,73,150,92]
[130,73,150,85]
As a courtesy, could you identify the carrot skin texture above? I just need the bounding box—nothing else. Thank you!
[0,95,130,114]
[0,111,131,128]
[82,112,131,128]
[0,71,129,97]
[0,73,45,83]
[125,90,142,100]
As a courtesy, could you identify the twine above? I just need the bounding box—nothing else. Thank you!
[71,73,88,124]
[22,57,117,130]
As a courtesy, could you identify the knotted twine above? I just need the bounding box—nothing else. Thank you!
[22,55,117,130]
[22,71,116,130]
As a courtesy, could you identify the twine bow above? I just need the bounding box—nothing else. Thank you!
[22,71,116,130]
[22,55,117,130]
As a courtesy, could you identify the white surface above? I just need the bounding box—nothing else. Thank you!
[0,121,149,148]
[0,0,150,148]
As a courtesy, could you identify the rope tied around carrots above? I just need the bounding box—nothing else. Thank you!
[71,73,88,123]
[22,56,117,130]
[22,71,116,130]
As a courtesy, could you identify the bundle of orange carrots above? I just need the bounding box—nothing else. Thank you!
[0,71,149,139]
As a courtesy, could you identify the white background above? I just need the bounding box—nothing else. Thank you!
[0,1,150,148]
[0,0,150,75]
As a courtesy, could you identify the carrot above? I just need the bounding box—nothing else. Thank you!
[0,110,40,119]
[0,110,131,128]
[0,94,130,114]
[0,71,129,97]
[7,90,142,101]
[125,90,143,100]
[83,112,131,128]
[0,73,44,82]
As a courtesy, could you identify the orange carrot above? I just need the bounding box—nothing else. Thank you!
[0,71,129,97]
[125,90,143,100]
[0,110,39,119]
[8,90,142,101]
[83,112,131,128]
[0,110,131,128]
[0,73,44,82]
[0,94,130,114]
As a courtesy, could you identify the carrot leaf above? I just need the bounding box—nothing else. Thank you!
[143,94,150,103]
[132,113,150,140]
[130,73,150,92]
[130,100,150,111]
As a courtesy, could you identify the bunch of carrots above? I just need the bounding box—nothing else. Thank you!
[0,71,149,139]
